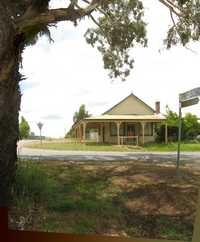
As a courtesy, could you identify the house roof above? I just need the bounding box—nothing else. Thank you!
[103,93,155,115]
[73,93,166,128]
[85,114,166,122]
[73,114,166,129]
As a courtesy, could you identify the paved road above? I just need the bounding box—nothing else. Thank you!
[17,147,200,167]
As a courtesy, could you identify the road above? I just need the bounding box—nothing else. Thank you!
[17,146,200,167]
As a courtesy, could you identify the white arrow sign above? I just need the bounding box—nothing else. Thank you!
[181,97,199,108]
[177,86,200,176]
[179,87,200,102]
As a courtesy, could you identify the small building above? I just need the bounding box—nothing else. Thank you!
[74,93,167,145]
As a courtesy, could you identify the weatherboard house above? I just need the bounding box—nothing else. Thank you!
[74,93,168,145]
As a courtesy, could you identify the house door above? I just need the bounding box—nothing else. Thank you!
[127,123,136,136]
[125,123,136,145]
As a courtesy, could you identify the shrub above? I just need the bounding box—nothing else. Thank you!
[182,113,200,140]
[156,106,200,142]
[197,135,200,142]
[155,124,178,143]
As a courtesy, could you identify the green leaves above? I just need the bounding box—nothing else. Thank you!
[13,0,200,81]
[85,0,147,81]
[164,0,200,48]
[73,104,90,123]
[165,106,179,127]
[19,116,30,139]
[164,106,200,141]
[182,113,200,140]
[23,24,53,46]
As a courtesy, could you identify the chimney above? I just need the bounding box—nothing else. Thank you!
[155,101,160,114]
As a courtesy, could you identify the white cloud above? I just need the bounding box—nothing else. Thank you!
[42,114,64,120]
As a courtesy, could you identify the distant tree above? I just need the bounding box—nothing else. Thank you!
[156,106,179,142]
[73,104,91,123]
[165,105,179,127]
[19,116,30,139]
[65,105,91,138]
[65,128,75,139]
[30,132,35,137]
[182,113,200,140]
[156,106,200,142]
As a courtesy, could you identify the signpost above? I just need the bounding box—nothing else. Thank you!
[176,87,200,175]
[37,122,43,145]
[179,87,200,102]
[181,97,199,108]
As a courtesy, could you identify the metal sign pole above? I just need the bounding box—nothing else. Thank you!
[40,128,42,145]
[176,87,200,176]
[176,101,182,176]
[37,122,43,145]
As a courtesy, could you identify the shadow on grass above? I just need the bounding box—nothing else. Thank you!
[9,160,200,241]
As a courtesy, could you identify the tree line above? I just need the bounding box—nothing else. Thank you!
[20,105,200,142]
[65,104,90,138]
[156,106,200,142]
[19,116,36,139]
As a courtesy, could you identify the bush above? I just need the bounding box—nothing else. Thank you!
[156,107,200,142]
[155,124,178,143]
[197,135,200,142]
[182,113,200,140]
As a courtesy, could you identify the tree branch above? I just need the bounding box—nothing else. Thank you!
[169,5,197,54]
[158,0,184,17]
[81,0,112,20]
[16,2,99,34]
[166,0,184,13]
[170,8,176,27]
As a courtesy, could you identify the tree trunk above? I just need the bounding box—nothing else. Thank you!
[0,2,21,206]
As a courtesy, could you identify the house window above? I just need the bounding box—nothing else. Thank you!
[110,123,125,136]
[139,123,153,136]
[110,123,117,136]
[145,123,153,136]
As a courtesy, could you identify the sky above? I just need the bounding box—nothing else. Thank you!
[20,0,200,138]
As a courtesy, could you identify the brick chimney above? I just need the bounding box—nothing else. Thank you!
[155,101,160,114]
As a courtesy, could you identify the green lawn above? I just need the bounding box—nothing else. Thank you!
[9,159,200,240]
[26,141,200,152]
[144,142,200,152]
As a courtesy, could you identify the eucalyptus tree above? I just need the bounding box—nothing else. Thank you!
[73,104,90,123]
[0,0,200,206]
[19,116,30,139]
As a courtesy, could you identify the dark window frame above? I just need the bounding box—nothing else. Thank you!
[139,122,153,136]
[110,122,125,136]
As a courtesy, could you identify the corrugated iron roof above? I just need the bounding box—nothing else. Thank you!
[85,114,166,121]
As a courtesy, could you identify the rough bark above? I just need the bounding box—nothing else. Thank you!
[0,0,99,208]
[16,2,99,35]
[0,2,21,206]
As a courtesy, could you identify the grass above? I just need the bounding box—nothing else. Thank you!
[143,142,200,152]
[9,159,200,240]
[26,140,200,152]
[13,160,57,202]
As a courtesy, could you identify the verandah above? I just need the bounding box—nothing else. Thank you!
[74,120,168,146]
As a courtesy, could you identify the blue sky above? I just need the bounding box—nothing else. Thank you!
[20,0,200,137]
